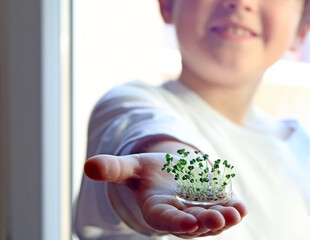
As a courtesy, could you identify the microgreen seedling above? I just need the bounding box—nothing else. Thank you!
[162,149,236,205]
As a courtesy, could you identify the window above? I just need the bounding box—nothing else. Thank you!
[5,1,308,239]
[0,0,72,239]
[71,0,310,239]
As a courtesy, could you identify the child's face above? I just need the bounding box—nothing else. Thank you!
[160,0,306,87]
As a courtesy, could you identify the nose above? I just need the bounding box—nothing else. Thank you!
[222,0,255,12]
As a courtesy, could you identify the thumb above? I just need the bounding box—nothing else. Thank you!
[84,154,140,183]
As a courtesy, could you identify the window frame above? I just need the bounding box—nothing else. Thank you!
[0,0,72,239]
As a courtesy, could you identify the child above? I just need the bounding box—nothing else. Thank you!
[74,0,310,239]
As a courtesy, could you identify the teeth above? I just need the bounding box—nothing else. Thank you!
[224,27,251,36]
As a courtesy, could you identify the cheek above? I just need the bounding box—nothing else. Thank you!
[261,4,303,48]
[261,11,301,59]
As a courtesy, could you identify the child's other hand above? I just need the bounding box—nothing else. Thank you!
[84,153,248,238]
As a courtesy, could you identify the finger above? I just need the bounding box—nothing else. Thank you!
[84,154,139,183]
[226,199,248,218]
[177,204,242,238]
[146,204,198,233]
[197,229,224,237]
[209,205,241,227]
[142,195,198,233]
[184,207,225,231]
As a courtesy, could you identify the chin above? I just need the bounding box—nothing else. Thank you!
[208,70,261,88]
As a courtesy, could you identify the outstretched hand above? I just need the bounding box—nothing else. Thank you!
[84,153,248,238]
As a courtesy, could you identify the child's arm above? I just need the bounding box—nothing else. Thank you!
[84,140,248,238]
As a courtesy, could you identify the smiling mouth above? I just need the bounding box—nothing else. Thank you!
[211,26,259,38]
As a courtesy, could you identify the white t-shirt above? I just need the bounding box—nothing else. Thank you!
[74,80,310,240]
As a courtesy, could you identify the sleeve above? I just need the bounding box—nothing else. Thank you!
[73,81,209,240]
[86,81,208,157]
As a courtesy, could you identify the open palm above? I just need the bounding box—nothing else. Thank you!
[84,153,247,238]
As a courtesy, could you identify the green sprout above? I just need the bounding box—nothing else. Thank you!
[162,149,236,204]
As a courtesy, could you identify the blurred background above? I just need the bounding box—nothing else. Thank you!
[1,0,309,240]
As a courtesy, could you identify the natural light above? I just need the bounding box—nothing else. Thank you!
[72,1,310,239]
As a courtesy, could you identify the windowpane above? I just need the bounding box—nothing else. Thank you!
[71,1,310,239]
